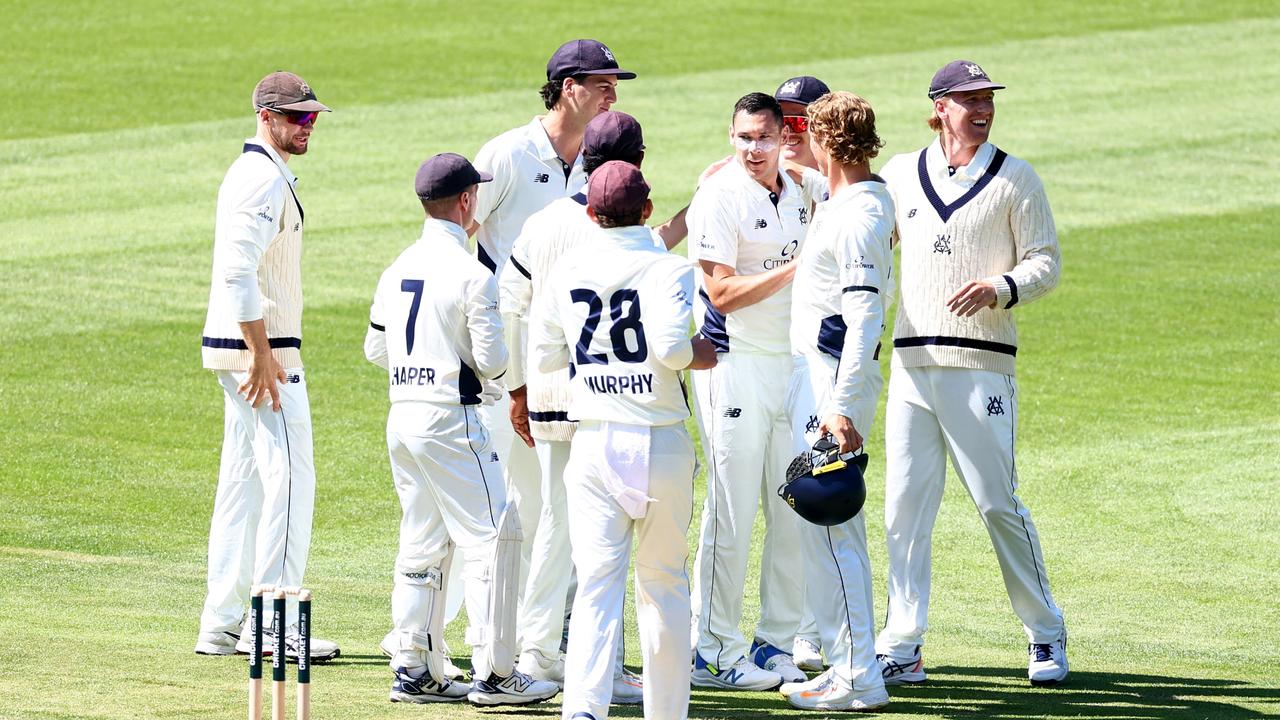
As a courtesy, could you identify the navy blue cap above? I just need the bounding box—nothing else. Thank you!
[928,60,1005,99]
[583,111,645,160]
[774,76,830,106]
[547,39,636,83]
[588,161,650,218]
[415,153,492,200]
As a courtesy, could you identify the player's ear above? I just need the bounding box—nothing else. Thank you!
[640,199,654,224]
[586,205,600,225]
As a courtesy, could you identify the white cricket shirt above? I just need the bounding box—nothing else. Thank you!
[364,218,507,406]
[790,181,895,419]
[530,225,696,427]
[473,117,587,276]
[686,159,809,355]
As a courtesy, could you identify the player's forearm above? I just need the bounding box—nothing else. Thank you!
[238,319,273,358]
[363,325,389,369]
[654,206,689,250]
[703,262,796,314]
[502,312,527,389]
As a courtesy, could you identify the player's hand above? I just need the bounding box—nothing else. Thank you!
[686,335,719,370]
[781,159,809,184]
[819,413,863,454]
[697,156,732,187]
[947,280,997,317]
[239,352,286,412]
[508,385,535,448]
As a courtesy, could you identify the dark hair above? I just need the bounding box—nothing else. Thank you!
[594,209,645,228]
[584,151,644,177]
[539,75,586,110]
[732,92,783,128]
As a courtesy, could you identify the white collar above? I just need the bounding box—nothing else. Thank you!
[926,137,994,187]
[243,138,296,185]
[420,217,469,249]
[600,224,658,249]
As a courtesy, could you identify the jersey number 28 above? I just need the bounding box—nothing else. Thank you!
[571,288,647,365]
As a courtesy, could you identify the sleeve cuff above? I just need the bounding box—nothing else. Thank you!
[987,274,1017,309]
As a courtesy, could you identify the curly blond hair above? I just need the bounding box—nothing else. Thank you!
[806,91,884,166]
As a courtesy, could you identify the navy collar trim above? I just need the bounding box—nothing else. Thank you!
[917,147,1006,223]
[244,143,304,225]
[571,192,587,206]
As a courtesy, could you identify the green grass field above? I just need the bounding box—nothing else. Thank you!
[2,1,1278,718]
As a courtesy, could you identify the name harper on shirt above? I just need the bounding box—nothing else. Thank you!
[584,373,654,395]
[391,366,436,385]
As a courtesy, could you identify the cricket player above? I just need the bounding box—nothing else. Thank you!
[779,91,893,712]
[195,71,339,662]
[873,60,1068,686]
[773,74,831,673]
[687,92,809,690]
[530,161,718,720]
[363,153,559,706]
[471,39,636,607]
[499,111,654,703]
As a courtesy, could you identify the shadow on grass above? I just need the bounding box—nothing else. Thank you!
[681,666,1278,719]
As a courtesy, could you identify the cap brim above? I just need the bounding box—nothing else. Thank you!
[477,171,494,183]
[934,80,1005,98]
[273,99,332,112]
[582,67,637,80]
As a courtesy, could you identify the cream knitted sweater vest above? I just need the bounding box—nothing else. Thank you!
[885,142,1060,376]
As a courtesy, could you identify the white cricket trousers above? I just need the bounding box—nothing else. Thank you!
[786,354,885,693]
[876,365,1065,657]
[386,402,513,680]
[519,438,574,657]
[480,393,543,604]
[561,422,695,720]
[201,369,314,632]
[690,351,803,665]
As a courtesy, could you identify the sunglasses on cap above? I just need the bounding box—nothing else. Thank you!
[782,115,809,134]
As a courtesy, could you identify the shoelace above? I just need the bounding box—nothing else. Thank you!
[1030,643,1054,662]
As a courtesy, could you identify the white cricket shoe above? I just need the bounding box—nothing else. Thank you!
[468,669,559,706]
[750,639,807,683]
[793,637,824,672]
[235,622,340,662]
[780,668,834,697]
[786,672,890,712]
[194,629,240,656]
[380,631,466,680]
[877,645,925,685]
[691,653,782,691]
[389,665,469,703]
[612,667,644,705]
[516,649,566,687]
[1028,632,1069,686]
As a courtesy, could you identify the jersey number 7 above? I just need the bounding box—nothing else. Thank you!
[571,288,648,365]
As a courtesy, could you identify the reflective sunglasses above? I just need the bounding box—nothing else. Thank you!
[267,109,319,126]
[782,115,809,134]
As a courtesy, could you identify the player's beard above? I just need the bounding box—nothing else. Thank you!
[270,123,310,156]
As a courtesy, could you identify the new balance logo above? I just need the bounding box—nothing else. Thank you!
[490,451,500,462]
[753,219,767,229]
[723,667,745,685]
[533,173,550,183]
[722,408,743,418]
[986,396,1005,416]
[907,208,917,218]
[285,374,301,384]
[933,234,952,254]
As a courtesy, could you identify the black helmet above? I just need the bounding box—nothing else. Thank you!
[778,438,868,526]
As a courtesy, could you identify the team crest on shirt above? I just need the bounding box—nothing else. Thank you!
[805,415,819,433]
[798,207,808,225]
[933,234,952,255]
